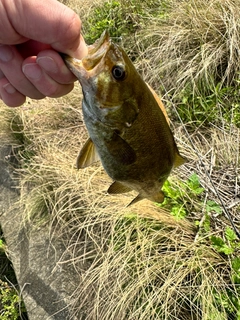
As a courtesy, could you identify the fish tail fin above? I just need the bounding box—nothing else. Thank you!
[174,153,186,168]
[151,190,165,204]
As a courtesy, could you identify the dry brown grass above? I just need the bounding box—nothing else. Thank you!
[135,0,240,97]
[1,91,239,319]
[63,0,105,20]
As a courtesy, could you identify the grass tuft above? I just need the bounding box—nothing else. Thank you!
[136,0,240,90]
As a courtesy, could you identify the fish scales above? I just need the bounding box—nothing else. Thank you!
[63,31,186,205]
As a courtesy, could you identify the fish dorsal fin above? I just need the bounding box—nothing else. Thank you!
[76,137,100,169]
[174,152,186,168]
[108,181,132,194]
[146,83,170,125]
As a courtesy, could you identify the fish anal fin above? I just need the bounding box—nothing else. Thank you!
[127,194,144,207]
[174,152,186,168]
[108,181,132,194]
[127,190,165,206]
[76,137,100,169]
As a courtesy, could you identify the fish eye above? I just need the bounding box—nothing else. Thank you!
[112,65,126,81]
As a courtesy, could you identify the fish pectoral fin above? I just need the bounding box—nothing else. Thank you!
[127,194,144,206]
[76,137,100,169]
[174,153,186,168]
[106,132,136,165]
[108,181,132,194]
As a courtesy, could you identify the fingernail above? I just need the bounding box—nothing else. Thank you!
[0,45,13,62]
[3,83,16,94]
[68,35,88,60]
[22,63,42,80]
[37,56,58,73]
[77,39,88,59]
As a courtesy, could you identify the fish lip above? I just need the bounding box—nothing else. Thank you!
[82,30,111,71]
[61,30,111,80]
[87,30,110,56]
[64,56,86,77]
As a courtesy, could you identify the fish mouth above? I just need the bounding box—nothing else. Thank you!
[86,30,111,69]
[61,30,111,79]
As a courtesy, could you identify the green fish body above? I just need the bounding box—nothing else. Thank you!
[63,31,185,205]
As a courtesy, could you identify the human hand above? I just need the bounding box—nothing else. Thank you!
[0,0,88,107]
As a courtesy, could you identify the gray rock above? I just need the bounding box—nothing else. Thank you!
[0,144,80,319]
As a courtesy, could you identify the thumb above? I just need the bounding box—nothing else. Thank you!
[4,0,87,58]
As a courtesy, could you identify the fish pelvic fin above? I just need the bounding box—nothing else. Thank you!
[108,181,132,194]
[174,152,186,168]
[76,137,100,169]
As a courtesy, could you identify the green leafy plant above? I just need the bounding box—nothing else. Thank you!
[211,227,240,256]
[0,239,6,253]
[205,200,222,215]
[0,281,26,320]
[175,82,240,127]
[177,89,219,126]
[210,228,240,318]
[83,0,137,43]
[83,0,171,53]
[0,231,27,320]
[186,172,205,195]
[157,173,204,220]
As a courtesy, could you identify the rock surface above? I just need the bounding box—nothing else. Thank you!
[0,144,80,319]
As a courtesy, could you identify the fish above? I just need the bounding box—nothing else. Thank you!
[62,31,186,206]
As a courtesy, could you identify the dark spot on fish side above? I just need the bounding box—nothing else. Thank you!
[105,131,136,165]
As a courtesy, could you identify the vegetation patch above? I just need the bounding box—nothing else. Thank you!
[0,231,27,320]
